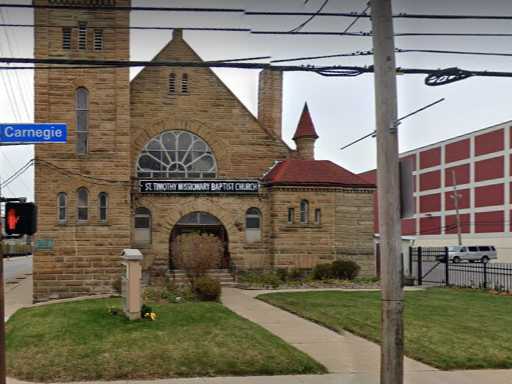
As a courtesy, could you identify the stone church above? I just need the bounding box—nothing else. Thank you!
[33,0,375,302]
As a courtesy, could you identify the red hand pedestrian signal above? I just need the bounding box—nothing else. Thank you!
[6,208,20,232]
[3,202,37,236]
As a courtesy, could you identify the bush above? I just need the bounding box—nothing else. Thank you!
[175,233,224,282]
[276,268,288,282]
[312,263,334,280]
[194,276,222,301]
[331,260,361,280]
[288,268,307,281]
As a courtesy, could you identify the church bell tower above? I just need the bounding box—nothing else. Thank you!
[33,0,132,302]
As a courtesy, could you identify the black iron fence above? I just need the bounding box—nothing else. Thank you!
[409,247,512,292]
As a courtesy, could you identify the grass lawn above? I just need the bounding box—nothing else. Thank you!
[6,298,325,382]
[258,288,512,370]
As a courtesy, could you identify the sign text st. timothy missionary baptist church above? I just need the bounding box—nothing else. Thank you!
[139,180,260,194]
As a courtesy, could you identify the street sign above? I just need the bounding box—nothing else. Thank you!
[0,124,67,143]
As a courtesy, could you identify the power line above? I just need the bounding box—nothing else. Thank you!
[0,4,245,13]
[340,98,446,150]
[289,0,330,32]
[3,23,512,39]
[4,3,512,20]
[397,48,512,58]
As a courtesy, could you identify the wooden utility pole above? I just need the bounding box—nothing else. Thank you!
[370,1,404,383]
[450,170,463,246]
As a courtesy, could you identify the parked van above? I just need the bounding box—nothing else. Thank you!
[446,246,497,263]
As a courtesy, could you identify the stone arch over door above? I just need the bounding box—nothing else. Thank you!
[139,199,243,271]
[169,211,230,270]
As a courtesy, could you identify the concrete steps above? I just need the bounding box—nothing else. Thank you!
[169,269,236,286]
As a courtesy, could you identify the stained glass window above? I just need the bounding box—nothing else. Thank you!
[137,131,217,179]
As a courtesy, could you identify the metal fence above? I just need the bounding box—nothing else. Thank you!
[409,247,512,292]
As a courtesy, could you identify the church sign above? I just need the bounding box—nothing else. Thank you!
[139,180,260,194]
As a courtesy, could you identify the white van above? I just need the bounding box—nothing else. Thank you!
[447,246,497,263]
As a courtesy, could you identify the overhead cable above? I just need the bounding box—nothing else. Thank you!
[289,0,330,32]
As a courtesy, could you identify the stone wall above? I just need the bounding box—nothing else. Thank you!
[33,0,132,302]
[270,186,376,275]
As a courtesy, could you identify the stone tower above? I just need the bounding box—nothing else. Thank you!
[33,0,132,302]
[293,103,319,160]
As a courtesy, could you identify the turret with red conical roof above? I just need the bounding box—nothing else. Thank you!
[293,103,318,160]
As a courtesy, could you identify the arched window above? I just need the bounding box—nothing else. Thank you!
[57,192,67,223]
[169,73,176,94]
[134,207,151,245]
[76,87,89,155]
[98,192,108,222]
[77,187,89,222]
[245,208,261,242]
[300,200,309,224]
[137,130,217,179]
[181,73,189,94]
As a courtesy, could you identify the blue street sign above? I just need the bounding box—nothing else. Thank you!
[0,124,67,143]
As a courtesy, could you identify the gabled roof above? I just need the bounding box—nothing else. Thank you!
[130,29,292,151]
[293,103,319,140]
[262,159,376,188]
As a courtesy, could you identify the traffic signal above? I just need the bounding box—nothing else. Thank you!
[4,202,37,236]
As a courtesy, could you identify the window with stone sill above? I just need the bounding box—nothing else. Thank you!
[62,27,71,50]
[57,192,67,224]
[76,87,89,155]
[98,192,108,222]
[315,208,321,225]
[300,200,309,224]
[77,187,89,222]
[169,73,176,94]
[94,29,104,51]
[134,207,151,245]
[181,73,189,94]
[78,21,87,50]
[245,207,261,243]
[287,207,294,224]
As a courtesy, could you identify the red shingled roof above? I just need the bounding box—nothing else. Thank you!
[263,160,376,188]
[293,103,319,140]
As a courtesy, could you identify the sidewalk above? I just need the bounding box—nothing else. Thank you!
[4,283,512,383]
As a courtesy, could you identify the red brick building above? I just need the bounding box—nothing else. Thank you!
[360,120,512,262]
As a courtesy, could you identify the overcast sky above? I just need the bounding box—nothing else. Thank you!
[2,0,512,201]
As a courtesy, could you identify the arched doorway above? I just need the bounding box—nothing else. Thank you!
[169,212,230,270]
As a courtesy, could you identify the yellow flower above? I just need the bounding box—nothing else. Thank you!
[150,312,157,321]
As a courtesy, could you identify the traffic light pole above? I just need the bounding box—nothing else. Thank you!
[0,178,6,384]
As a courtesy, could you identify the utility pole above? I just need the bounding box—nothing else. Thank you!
[0,177,5,384]
[450,170,463,245]
[370,1,404,384]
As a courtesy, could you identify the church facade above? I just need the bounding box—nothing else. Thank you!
[33,0,375,302]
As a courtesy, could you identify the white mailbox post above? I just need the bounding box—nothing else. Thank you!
[121,249,143,320]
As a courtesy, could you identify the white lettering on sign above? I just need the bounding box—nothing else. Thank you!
[4,125,64,141]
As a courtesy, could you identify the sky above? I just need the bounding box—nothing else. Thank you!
[2,0,512,202]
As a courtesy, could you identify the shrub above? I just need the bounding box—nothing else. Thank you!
[288,268,306,281]
[312,263,334,280]
[276,268,288,282]
[175,233,224,282]
[111,277,122,294]
[331,260,361,280]
[194,276,222,301]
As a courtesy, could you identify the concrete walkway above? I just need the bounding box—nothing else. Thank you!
[4,281,512,383]
[221,288,433,375]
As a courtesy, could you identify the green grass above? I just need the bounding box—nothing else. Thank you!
[258,288,512,370]
[6,298,325,382]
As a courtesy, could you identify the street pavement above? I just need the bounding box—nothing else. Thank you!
[4,255,32,283]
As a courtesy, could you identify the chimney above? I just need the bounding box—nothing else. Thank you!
[258,69,283,138]
[293,103,319,160]
[173,28,183,40]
